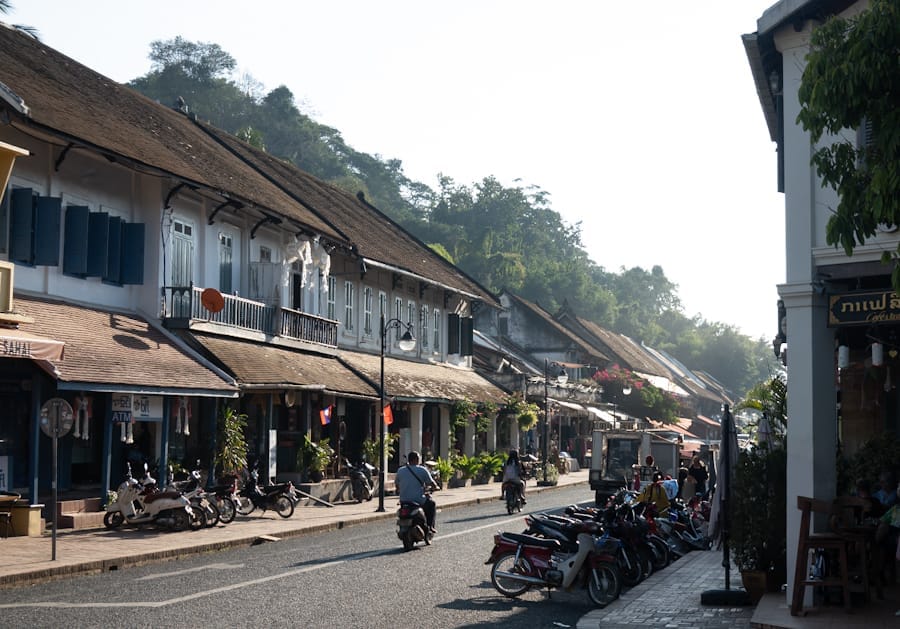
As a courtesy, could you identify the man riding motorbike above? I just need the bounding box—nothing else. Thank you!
[395,451,438,532]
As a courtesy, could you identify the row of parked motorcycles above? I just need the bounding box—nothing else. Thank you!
[485,487,711,607]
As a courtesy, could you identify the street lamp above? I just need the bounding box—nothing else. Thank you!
[611,384,632,430]
[377,312,416,512]
[542,359,569,470]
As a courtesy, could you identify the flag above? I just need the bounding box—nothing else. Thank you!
[319,405,332,426]
[383,403,394,426]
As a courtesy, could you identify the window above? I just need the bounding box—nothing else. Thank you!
[326,276,336,320]
[378,291,387,329]
[172,219,194,287]
[10,188,60,267]
[407,300,415,336]
[394,297,402,341]
[420,305,429,349]
[218,232,233,294]
[433,308,441,351]
[62,202,144,284]
[259,246,272,262]
[344,281,355,331]
[363,287,373,335]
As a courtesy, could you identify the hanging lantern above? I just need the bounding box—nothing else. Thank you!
[838,344,850,369]
[872,342,884,366]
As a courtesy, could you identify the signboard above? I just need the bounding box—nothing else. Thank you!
[40,397,74,438]
[110,394,164,422]
[829,290,900,326]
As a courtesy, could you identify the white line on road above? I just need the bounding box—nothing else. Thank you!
[134,562,246,581]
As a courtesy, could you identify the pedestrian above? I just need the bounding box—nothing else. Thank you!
[688,455,708,497]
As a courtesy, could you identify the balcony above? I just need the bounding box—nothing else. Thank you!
[162,285,338,348]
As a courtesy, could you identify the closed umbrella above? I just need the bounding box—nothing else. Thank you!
[756,413,773,447]
[701,404,750,606]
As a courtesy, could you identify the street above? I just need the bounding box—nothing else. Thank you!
[0,487,597,628]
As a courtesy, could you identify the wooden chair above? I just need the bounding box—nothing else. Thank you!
[0,492,20,539]
[791,496,853,616]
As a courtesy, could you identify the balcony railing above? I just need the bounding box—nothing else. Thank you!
[162,285,338,348]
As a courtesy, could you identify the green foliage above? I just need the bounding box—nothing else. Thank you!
[797,0,900,286]
[593,365,679,423]
[503,393,540,431]
[297,435,334,475]
[730,444,787,576]
[736,374,787,445]
[214,405,249,479]
[476,451,505,479]
[361,433,399,470]
[535,462,560,484]
[453,453,481,480]
[432,456,454,485]
[836,433,900,496]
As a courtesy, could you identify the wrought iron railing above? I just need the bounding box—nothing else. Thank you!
[162,285,338,348]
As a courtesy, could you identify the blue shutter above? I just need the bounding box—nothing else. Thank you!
[63,205,89,276]
[120,223,144,285]
[9,188,34,264]
[461,317,473,356]
[448,313,460,354]
[86,212,109,277]
[104,216,122,284]
[33,196,61,266]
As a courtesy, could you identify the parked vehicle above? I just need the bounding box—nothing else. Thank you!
[104,463,194,531]
[502,480,524,514]
[235,467,295,518]
[167,462,220,528]
[485,521,622,607]
[345,458,375,503]
[209,477,239,524]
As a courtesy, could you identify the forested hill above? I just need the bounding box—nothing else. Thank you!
[127,37,776,397]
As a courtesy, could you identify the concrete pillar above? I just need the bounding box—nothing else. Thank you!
[408,402,424,453]
[486,412,497,452]
[439,406,450,459]
[509,420,520,452]
[464,419,475,456]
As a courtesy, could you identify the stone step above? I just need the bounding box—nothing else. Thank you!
[57,511,106,530]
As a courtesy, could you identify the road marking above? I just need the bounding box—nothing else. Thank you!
[134,563,245,581]
[0,514,529,609]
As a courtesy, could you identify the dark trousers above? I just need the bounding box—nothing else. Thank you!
[423,496,436,529]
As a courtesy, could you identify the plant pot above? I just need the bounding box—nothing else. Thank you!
[448,475,470,488]
[740,570,767,604]
[307,469,324,483]
[536,480,558,487]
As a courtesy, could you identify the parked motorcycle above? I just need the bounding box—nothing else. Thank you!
[485,520,622,607]
[209,476,239,524]
[104,463,194,531]
[167,462,220,528]
[346,458,375,503]
[235,467,295,518]
[502,480,524,514]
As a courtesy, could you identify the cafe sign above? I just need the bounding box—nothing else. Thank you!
[829,290,900,326]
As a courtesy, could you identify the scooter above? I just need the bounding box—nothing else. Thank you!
[485,521,622,608]
[235,467,295,518]
[502,480,524,514]
[397,489,435,551]
[346,458,375,503]
[104,463,194,531]
[167,462,220,528]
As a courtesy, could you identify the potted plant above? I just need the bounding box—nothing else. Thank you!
[449,453,480,487]
[297,435,334,483]
[474,451,504,484]
[535,460,560,486]
[214,405,249,484]
[432,456,454,487]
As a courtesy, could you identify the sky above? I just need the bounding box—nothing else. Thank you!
[5,1,784,340]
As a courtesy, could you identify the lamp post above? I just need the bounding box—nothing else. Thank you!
[542,359,569,470]
[611,383,632,430]
[377,312,416,512]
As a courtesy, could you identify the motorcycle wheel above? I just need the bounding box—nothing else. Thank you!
[216,496,237,524]
[490,551,533,598]
[172,508,191,532]
[587,562,622,607]
[618,546,644,587]
[235,495,255,516]
[637,545,654,580]
[505,489,516,515]
[274,495,294,518]
[188,507,206,531]
[203,501,220,527]
[103,511,124,529]
[648,536,670,570]
[402,531,414,552]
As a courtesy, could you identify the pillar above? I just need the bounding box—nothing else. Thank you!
[408,402,424,454]
[438,406,450,459]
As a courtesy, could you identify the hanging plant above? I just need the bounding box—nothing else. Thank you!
[451,399,477,431]
[503,392,540,431]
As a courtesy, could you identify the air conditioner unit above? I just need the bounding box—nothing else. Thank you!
[0,260,13,312]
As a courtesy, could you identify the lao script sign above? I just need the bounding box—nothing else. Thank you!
[110,394,164,423]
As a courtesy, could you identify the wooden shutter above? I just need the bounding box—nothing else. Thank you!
[63,205,89,276]
[9,188,34,264]
[33,196,61,266]
[104,216,122,284]
[448,313,460,354]
[86,211,109,277]
[120,223,144,285]
[461,317,473,356]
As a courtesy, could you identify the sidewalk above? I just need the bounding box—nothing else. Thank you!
[0,469,591,588]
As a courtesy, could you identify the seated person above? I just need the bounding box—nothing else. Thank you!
[500,449,526,504]
[395,451,438,532]
[873,470,898,512]
[875,480,900,582]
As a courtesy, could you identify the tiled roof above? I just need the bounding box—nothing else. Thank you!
[187,332,377,398]
[338,350,506,403]
[504,293,609,361]
[12,293,237,395]
[573,316,672,379]
[200,125,500,308]
[0,23,347,245]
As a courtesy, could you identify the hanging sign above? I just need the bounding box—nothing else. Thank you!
[40,397,74,438]
[829,290,900,326]
[110,394,164,423]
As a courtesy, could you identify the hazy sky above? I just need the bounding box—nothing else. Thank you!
[6,1,784,340]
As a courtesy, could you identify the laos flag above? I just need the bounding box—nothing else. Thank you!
[319,405,333,425]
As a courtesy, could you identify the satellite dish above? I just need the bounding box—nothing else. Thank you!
[201,288,225,313]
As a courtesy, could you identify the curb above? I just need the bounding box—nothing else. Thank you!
[0,478,588,588]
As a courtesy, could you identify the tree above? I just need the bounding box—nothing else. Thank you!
[797,0,900,285]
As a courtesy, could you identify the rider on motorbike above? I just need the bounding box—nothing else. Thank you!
[395,451,438,532]
[500,449,526,504]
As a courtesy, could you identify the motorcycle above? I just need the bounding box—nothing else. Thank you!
[346,458,375,503]
[104,463,194,531]
[235,467,295,518]
[167,462,220,528]
[485,520,622,607]
[397,487,436,551]
[502,480,524,514]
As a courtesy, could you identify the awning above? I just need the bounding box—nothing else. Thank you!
[13,295,237,397]
[550,399,585,412]
[339,349,505,403]
[585,406,615,424]
[0,327,65,361]
[190,332,378,398]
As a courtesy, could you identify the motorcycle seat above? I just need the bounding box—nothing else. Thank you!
[500,531,561,550]
[144,491,183,503]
